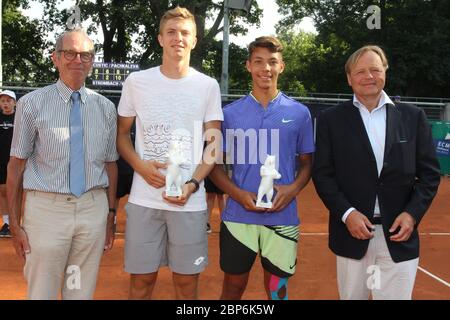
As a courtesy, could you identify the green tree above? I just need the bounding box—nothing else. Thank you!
[276,0,450,97]
[277,29,351,95]
[37,0,263,75]
[3,0,263,86]
[278,30,321,95]
[203,40,251,93]
[2,0,55,84]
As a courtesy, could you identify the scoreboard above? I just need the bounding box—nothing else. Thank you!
[92,62,140,86]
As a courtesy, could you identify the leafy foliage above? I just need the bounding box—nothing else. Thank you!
[276,0,450,97]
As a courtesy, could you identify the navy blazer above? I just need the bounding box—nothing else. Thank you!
[312,100,440,262]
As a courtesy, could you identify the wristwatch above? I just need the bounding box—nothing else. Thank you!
[108,208,117,215]
[185,178,200,193]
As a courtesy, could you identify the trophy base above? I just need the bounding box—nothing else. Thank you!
[166,190,182,197]
[256,201,272,209]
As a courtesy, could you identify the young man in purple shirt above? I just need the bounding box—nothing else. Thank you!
[209,36,315,300]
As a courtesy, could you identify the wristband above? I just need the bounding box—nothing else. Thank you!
[185,178,200,193]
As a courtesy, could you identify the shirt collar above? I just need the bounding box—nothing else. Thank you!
[249,91,282,105]
[353,90,395,112]
[56,79,88,104]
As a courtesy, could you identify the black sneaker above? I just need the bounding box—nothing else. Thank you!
[0,223,11,238]
[206,223,212,234]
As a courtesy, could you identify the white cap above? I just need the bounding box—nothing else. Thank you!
[0,90,16,101]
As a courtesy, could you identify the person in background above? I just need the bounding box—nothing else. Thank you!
[204,176,225,234]
[114,124,136,233]
[0,90,17,237]
[204,140,225,234]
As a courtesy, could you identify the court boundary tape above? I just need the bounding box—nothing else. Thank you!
[418,266,450,288]
[298,233,450,236]
[84,233,450,288]
[113,232,450,236]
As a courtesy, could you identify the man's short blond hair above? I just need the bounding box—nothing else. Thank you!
[345,45,389,74]
[159,6,196,34]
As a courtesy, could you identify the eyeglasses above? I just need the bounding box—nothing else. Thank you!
[58,50,94,62]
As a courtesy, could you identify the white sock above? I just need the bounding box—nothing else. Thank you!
[2,215,9,225]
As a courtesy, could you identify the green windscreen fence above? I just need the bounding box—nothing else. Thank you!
[430,121,450,175]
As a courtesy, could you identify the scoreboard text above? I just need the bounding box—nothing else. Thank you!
[92,62,140,86]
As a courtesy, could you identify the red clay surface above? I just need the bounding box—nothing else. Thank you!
[1,178,449,300]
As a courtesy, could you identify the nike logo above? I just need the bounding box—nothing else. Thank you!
[289,258,297,269]
[282,119,294,123]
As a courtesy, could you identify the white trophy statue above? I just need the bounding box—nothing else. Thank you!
[165,141,190,197]
[256,155,281,208]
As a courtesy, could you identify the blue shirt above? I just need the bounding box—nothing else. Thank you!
[221,92,315,226]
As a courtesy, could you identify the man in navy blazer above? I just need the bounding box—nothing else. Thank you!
[313,45,440,300]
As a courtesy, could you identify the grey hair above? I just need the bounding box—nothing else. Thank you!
[55,28,95,53]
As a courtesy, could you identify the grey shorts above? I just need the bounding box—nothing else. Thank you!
[124,203,208,275]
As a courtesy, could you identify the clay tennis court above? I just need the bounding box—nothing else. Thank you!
[1,178,449,300]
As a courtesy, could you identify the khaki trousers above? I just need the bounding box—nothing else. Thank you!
[23,189,108,300]
[336,226,419,300]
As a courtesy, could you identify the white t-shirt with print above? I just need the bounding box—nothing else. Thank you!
[118,66,223,211]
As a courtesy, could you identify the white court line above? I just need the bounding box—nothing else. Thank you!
[112,232,450,237]
[418,266,450,288]
[114,233,450,287]
[299,233,450,236]
[112,232,450,236]
[299,233,450,288]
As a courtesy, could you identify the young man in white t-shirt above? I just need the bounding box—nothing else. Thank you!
[117,6,223,300]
